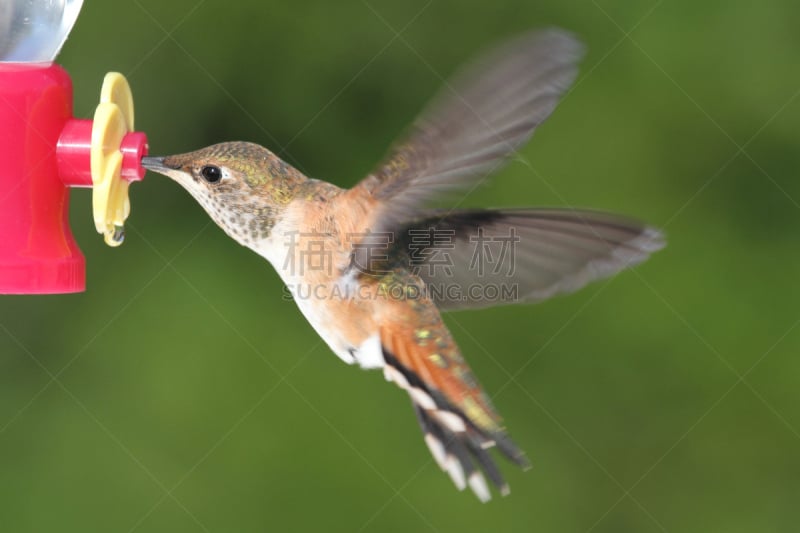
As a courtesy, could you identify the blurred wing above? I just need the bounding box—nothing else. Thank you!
[353,29,584,229]
[393,208,665,311]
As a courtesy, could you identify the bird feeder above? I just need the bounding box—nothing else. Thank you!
[0,0,148,294]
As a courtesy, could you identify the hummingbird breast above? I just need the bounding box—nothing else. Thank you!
[247,191,379,364]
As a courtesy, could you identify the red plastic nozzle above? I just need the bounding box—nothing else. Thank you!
[57,118,94,187]
[57,121,148,186]
[120,131,148,182]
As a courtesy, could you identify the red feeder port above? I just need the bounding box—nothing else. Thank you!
[0,64,149,294]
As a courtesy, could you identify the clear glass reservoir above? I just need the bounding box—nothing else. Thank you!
[0,0,84,63]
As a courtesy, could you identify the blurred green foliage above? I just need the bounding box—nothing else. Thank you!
[2,0,800,531]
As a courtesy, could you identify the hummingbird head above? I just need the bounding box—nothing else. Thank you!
[142,141,308,246]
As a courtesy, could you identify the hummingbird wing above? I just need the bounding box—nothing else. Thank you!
[391,208,664,311]
[352,29,583,231]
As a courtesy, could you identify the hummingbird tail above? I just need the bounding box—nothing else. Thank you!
[375,269,529,501]
[382,347,530,502]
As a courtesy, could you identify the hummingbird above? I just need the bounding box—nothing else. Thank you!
[142,29,664,502]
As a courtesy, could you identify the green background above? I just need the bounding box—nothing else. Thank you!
[2,0,800,531]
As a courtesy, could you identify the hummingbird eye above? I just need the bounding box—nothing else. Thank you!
[200,165,223,183]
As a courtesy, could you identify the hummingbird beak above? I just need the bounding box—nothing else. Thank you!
[141,156,172,173]
[141,156,190,183]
